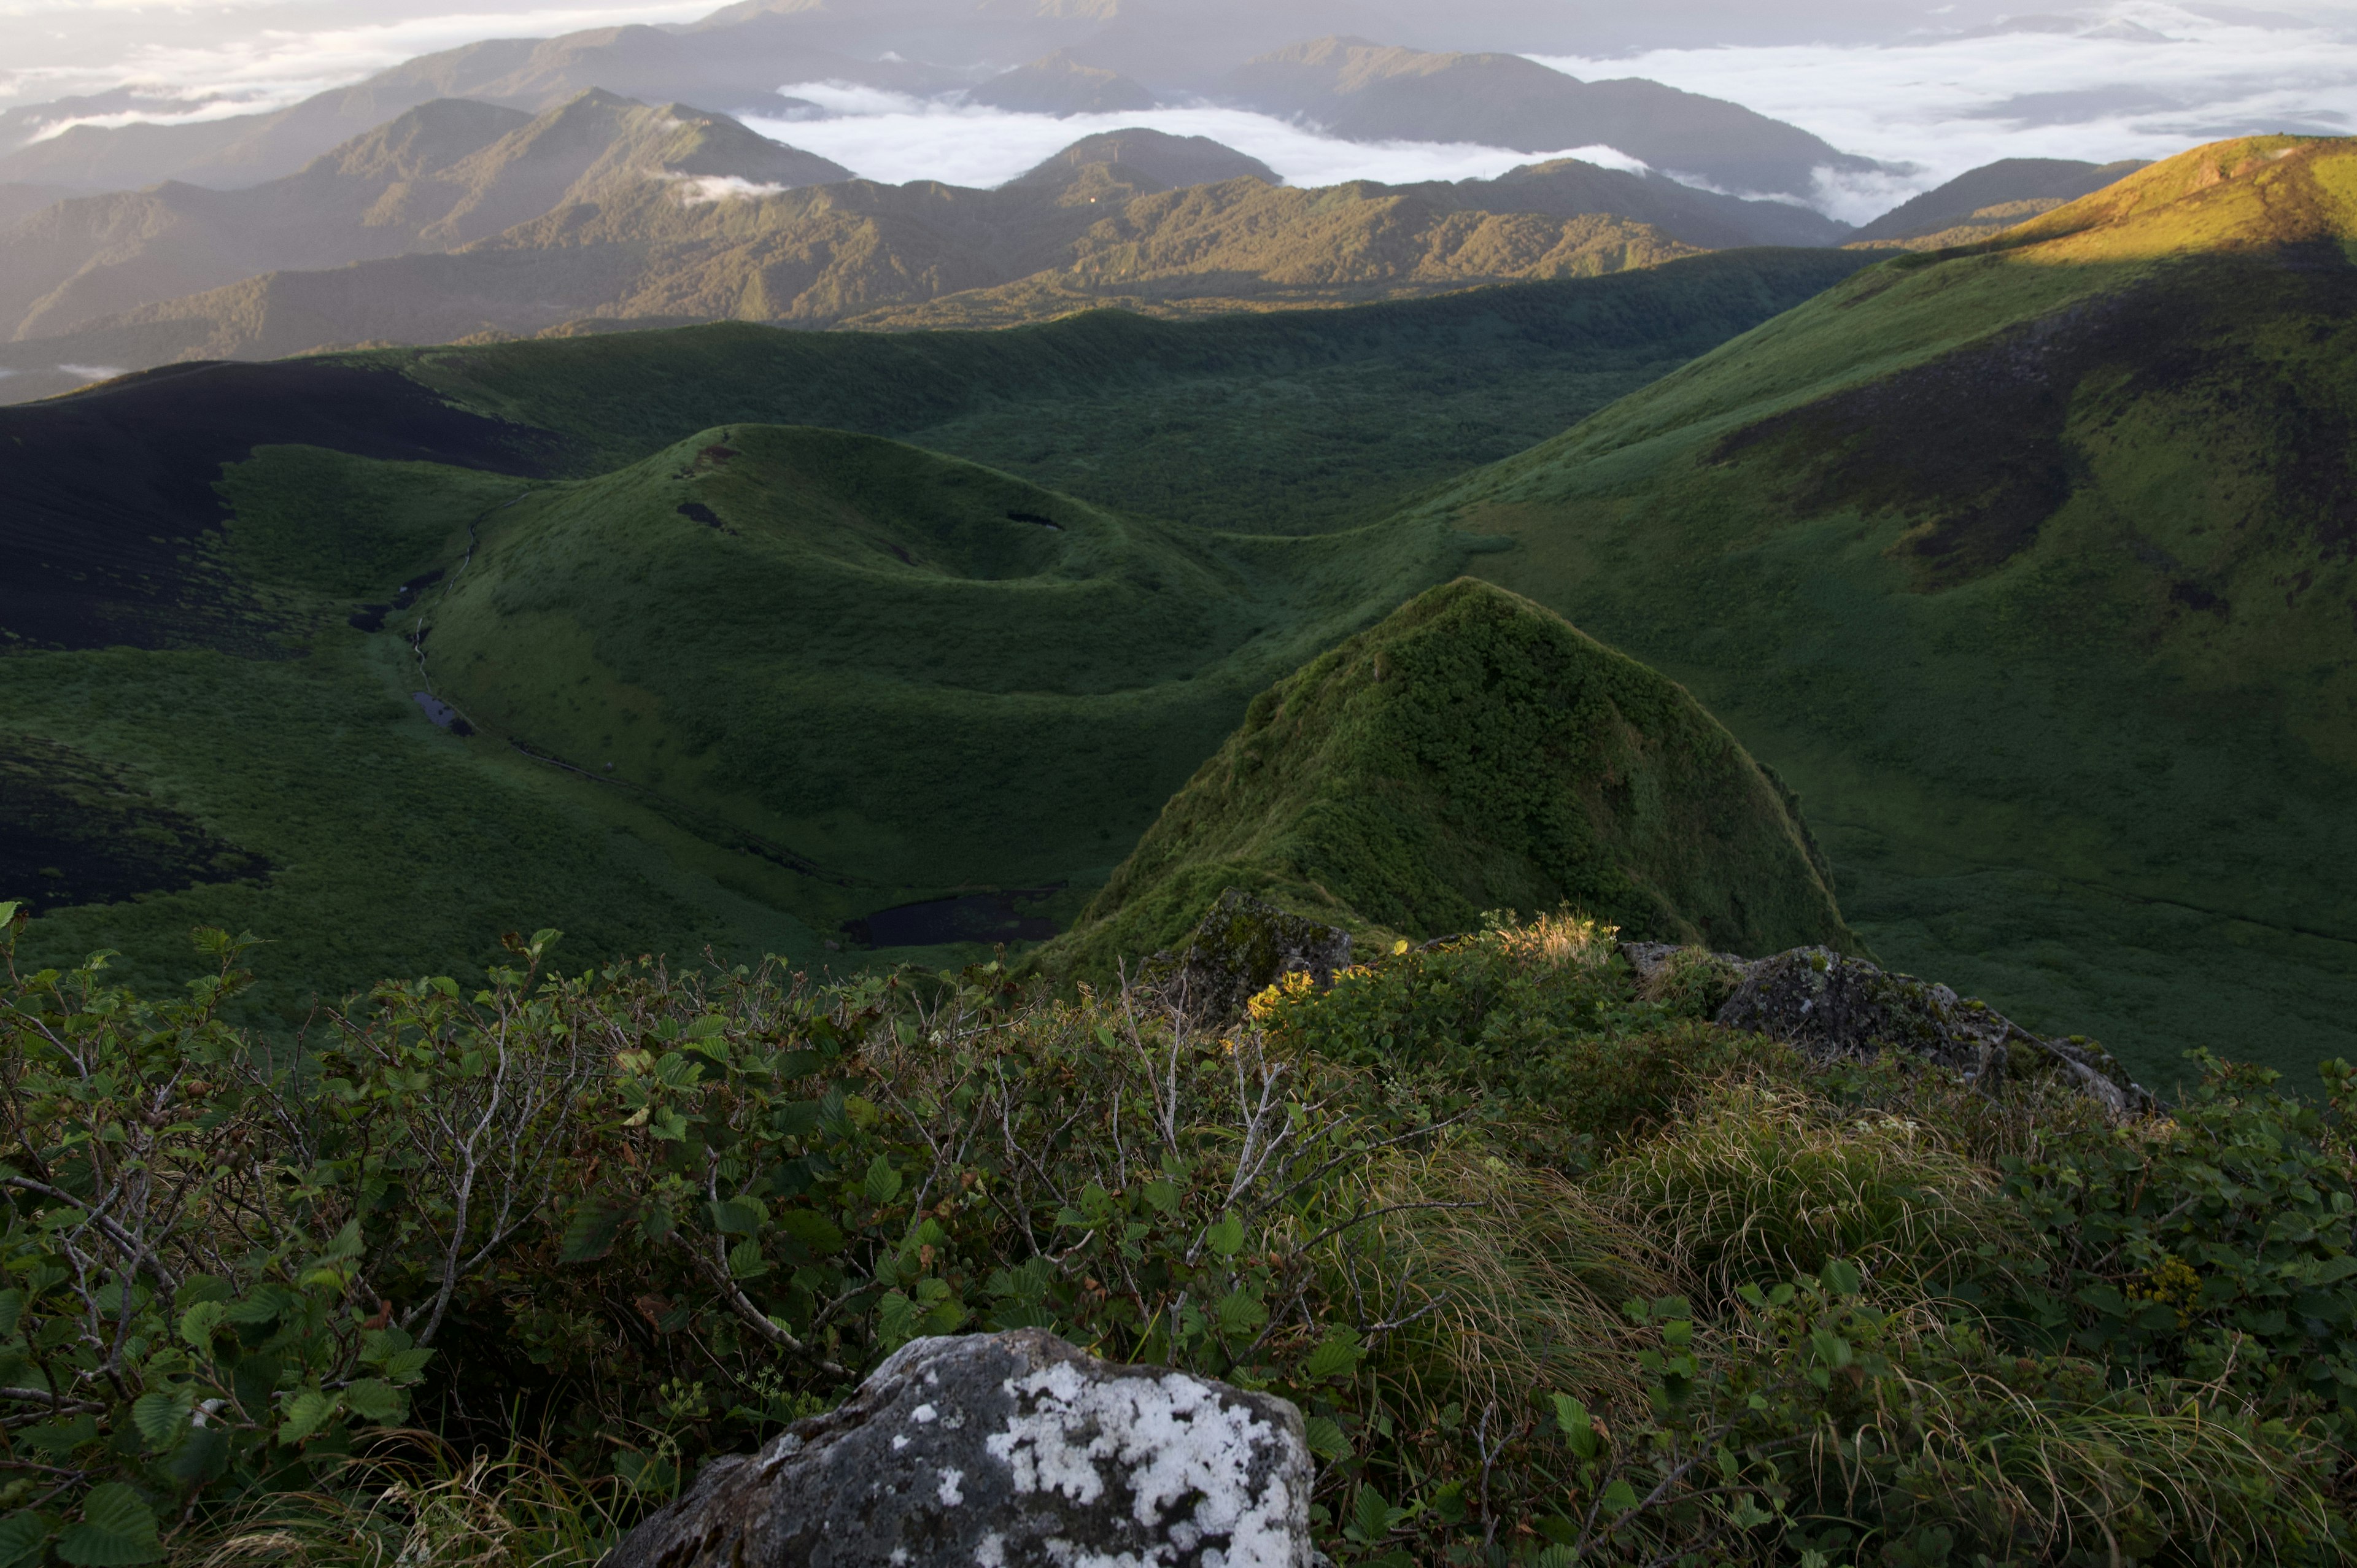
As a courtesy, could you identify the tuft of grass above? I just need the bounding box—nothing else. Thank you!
[1603,1081,2021,1296]
[191,1438,625,1568]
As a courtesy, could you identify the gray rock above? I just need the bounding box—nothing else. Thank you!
[602,1329,1317,1568]
[1716,946,2153,1116]
[1142,888,1352,1024]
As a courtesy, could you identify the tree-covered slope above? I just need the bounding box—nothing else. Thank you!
[1415,135,2357,1079]
[1045,577,1857,979]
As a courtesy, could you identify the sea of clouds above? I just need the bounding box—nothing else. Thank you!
[2,0,2350,223]
[743,84,1648,189]
[1532,2,2357,220]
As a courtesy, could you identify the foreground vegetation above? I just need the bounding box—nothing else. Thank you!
[6,900,2355,1566]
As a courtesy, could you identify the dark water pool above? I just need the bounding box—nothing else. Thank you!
[846,889,1062,949]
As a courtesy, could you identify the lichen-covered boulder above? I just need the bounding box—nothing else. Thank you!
[601,1329,1317,1568]
[1715,946,2152,1116]
[1140,887,1353,1024]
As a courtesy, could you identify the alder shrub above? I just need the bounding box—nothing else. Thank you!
[0,902,2353,1566]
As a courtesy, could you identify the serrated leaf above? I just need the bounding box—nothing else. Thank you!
[342,1378,404,1423]
[711,1196,766,1235]
[0,1510,48,1568]
[55,1485,160,1567]
[864,1156,902,1205]
[726,1240,770,1280]
[381,1347,433,1385]
[129,1390,190,1449]
[775,1209,845,1256]
[1205,1212,1245,1259]
[559,1200,630,1264]
[278,1389,336,1446]
[1600,1478,1641,1515]
[1303,1328,1363,1383]
[1302,1415,1350,1462]
[1349,1485,1392,1544]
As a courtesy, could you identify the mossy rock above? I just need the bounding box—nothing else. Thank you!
[1136,887,1353,1024]
[1718,946,2153,1114]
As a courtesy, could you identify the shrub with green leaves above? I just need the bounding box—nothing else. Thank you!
[5,897,2357,1566]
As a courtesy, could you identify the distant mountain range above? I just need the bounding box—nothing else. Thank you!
[1218,37,1874,198]
[0,99,1879,399]
[0,3,1892,200]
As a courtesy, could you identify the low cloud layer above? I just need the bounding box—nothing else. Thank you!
[0,1,722,115]
[748,86,1651,190]
[1532,1,2357,221]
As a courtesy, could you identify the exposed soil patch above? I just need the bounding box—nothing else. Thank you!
[0,359,556,650]
[676,501,735,534]
[0,735,270,914]
[846,890,1062,949]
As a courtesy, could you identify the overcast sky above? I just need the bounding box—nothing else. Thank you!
[3,0,2351,217]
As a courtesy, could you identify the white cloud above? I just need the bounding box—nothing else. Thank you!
[56,363,122,379]
[675,172,789,201]
[1,1,722,115]
[748,87,1652,190]
[1530,1,2357,222]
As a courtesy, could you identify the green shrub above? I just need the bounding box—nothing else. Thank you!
[5,903,2356,1565]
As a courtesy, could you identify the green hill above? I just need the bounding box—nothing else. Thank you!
[0,253,1859,1019]
[1416,135,2357,1080]
[1045,577,1857,979]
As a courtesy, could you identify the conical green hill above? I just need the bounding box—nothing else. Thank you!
[1045,577,1859,979]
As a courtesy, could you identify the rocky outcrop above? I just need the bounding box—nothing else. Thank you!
[1714,946,2153,1116]
[1142,888,1353,1024]
[602,1329,1317,1568]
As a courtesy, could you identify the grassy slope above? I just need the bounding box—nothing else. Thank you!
[0,250,1864,1021]
[1045,578,1857,979]
[414,425,1458,929]
[1417,136,2357,1082]
[403,250,1873,533]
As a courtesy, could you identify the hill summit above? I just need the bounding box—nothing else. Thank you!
[1045,577,1859,978]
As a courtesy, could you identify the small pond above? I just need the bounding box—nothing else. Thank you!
[846,890,1062,949]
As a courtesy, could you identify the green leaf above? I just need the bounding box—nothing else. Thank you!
[1349,1485,1393,1545]
[711,1196,767,1235]
[1600,1479,1641,1516]
[775,1209,845,1256]
[865,1156,903,1205]
[278,1388,337,1446]
[1302,1415,1350,1462]
[1553,1393,1598,1460]
[559,1201,630,1264]
[55,1485,160,1567]
[381,1347,433,1385]
[726,1240,770,1280]
[0,1510,48,1568]
[1302,1328,1363,1383]
[1205,1212,1245,1259]
[342,1378,404,1423]
[1821,1259,1863,1298]
[129,1390,192,1449]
